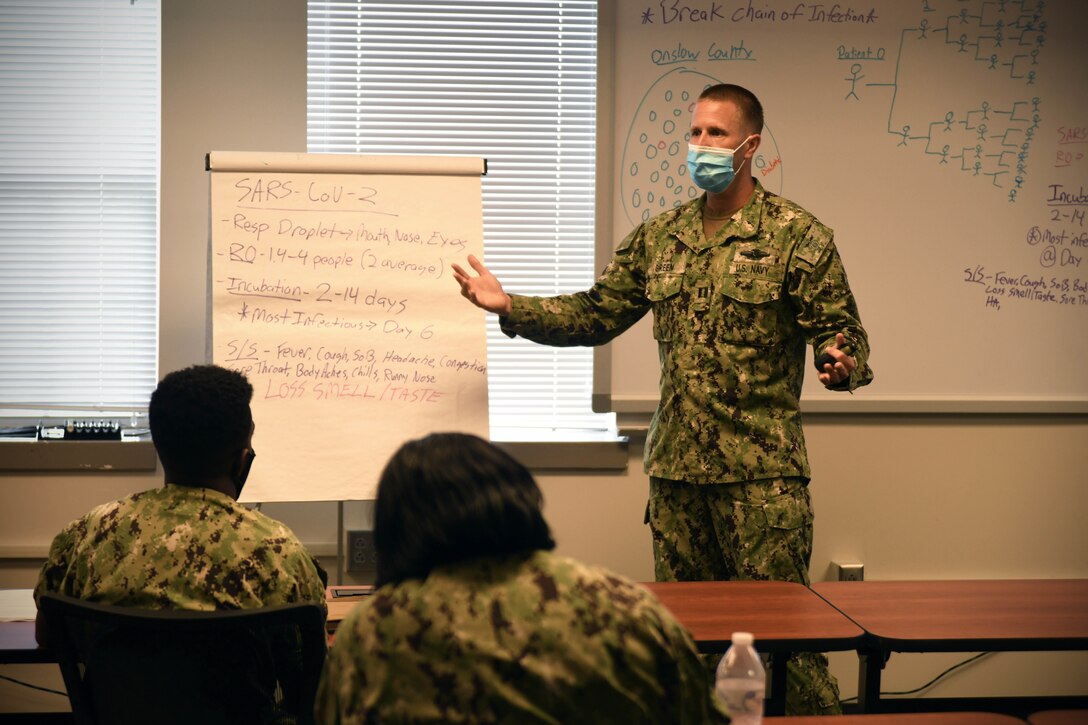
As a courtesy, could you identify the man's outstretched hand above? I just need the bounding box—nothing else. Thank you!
[451,255,513,316]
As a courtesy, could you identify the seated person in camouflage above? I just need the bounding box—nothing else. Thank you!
[34,365,328,718]
[316,432,729,724]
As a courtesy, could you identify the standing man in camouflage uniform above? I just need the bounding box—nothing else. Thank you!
[317,433,729,724]
[452,83,873,715]
[34,365,328,718]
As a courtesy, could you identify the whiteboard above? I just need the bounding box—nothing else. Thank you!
[208,152,488,502]
[594,0,1088,416]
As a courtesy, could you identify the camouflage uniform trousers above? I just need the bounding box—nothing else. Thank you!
[646,475,843,716]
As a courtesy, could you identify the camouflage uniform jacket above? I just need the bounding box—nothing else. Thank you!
[501,181,873,484]
[316,550,729,724]
[34,483,328,613]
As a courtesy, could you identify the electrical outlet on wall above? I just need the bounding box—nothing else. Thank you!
[347,530,377,574]
[834,561,864,582]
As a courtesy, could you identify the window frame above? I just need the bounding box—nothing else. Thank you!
[305,0,616,440]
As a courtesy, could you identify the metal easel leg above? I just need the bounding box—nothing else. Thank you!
[336,501,345,585]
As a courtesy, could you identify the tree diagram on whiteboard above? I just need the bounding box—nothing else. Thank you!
[847,0,1047,203]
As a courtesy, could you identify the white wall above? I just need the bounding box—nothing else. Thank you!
[1,0,1085,713]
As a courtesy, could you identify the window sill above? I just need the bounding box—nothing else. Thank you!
[0,439,157,472]
[493,436,630,471]
[0,436,631,474]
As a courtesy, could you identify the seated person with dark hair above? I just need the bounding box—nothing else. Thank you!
[316,432,728,724]
[34,364,328,720]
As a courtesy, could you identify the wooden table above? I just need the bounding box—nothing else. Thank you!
[642,580,866,653]
[0,620,51,664]
[326,585,374,626]
[813,580,1088,714]
[766,714,1027,724]
[637,581,866,716]
[1026,711,1088,725]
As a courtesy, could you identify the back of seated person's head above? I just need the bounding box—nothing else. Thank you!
[148,364,253,484]
[374,432,556,586]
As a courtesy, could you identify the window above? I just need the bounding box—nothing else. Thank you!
[0,0,160,416]
[307,0,614,437]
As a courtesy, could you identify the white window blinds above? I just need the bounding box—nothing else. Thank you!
[0,0,160,414]
[307,0,614,436]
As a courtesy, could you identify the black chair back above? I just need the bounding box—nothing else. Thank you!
[38,593,326,725]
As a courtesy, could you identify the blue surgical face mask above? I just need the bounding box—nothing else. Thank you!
[686,135,753,193]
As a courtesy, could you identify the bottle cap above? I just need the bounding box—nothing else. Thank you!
[731,631,754,646]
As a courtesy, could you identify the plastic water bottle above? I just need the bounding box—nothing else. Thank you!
[715,631,766,724]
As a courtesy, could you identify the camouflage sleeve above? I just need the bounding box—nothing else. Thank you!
[262,547,330,713]
[787,220,874,392]
[499,225,652,347]
[271,523,329,616]
[296,554,329,616]
[314,598,382,725]
[32,517,83,607]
